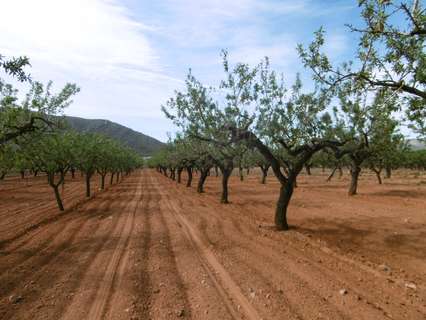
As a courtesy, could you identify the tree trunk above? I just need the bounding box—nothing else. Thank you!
[116,172,120,183]
[20,170,25,179]
[338,166,343,178]
[101,174,106,190]
[186,167,193,187]
[275,180,294,231]
[326,167,337,182]
[85,174,92,197]
[214,166,219,177]
[0,171,6,180]
[110,172,115,185]
[48,173,65,211]
[71,168,75,179]
[385,166,392,179]
[177,168,183,183]
[220,166,233,204]
[53,185,64,211]
[375,170,382,185]
[239,166,244,181]
[197,169,209,193]
[260,166,268,184]
[348,164,361,196]
[260,169,268,184]
[305,164,312,175]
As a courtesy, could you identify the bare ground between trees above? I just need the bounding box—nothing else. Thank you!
[0,169,425,319]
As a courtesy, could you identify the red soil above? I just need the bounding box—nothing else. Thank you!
[0,169,424,319]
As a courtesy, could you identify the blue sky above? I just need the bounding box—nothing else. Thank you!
[1,0,364,141]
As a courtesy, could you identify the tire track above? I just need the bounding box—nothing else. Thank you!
[158,171,425,320]
[61,175,143,320]
[102,177,147,319]
[0,185,125,291]
[150,172,262,320]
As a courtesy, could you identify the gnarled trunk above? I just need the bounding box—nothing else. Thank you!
[375,171,382,184]
[85,174,92,197]
[48,172,65,211]
[260,165,269,184]
[371,167,382,185]
[186,167,193,187]
[239,166,244,181]
[220,163,233,204]
[177,167,183,183]
[348,164,361,196]
[53,185,64,211]
[275,178,295,231]
[100,174,106,190]
[305,164,312,175]
[326,166,337,182]
[197,169,209,193]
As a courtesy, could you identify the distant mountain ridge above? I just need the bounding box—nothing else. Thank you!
[63,116,165,156]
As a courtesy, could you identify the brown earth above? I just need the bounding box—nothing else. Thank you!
[0,168,425,319]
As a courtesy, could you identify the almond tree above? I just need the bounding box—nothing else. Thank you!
[96,137,118,190]
[164,54,346,230]
[0,144,15,180]
[405,149,426,170]
[26,132,76,211]
[299,0,426,137]
[74,133,102,197]
[251,150,271,184]
[0,80,79,146]
[366,131,406,183]
[228,62,345,230]
[163,64,254,203]
[331,87,402,194]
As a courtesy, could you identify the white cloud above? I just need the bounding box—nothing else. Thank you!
[0,0,159,77]
[0,0,184,141]
[0,0,356,141]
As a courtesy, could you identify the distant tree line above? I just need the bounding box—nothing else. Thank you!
[0,53,143,211]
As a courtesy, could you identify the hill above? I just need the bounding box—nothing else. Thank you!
[63,116,165,156]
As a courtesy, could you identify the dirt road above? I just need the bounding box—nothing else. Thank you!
[0,170,424,319]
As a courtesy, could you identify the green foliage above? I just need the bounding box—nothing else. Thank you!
[0,80,80,146]
[26,132,76,178]
[299,0,426,137]
[404,149,426,170]
[0,54,30,82]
